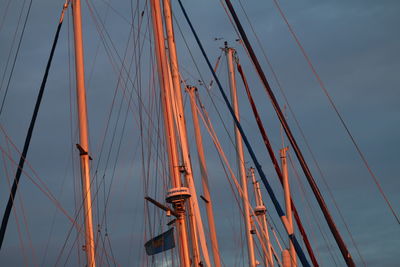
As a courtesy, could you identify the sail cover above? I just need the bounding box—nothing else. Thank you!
[144,228,175,255]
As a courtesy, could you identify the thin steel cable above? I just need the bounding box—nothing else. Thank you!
[0,2,67,250]
[56,1,161,263]
[0,0,34,117]
[235,58,320,267]
[0,0,28,94]
[195,92,287,266]
[177,1,311,265]
[234,1,366,264]
[85,2,163,260]
[271,0,399,225]
[0,140,80,228]
[219,1,357,265]
[1,147,28,266]
[288,152,340,266]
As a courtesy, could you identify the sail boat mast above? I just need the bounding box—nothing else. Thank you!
[225,43,257,267]
[71,0,96,266]
[149,0,191,265]
[162,0,211,265]
[187,86,221,267]
[280,147,297,267]
[223,1,355,265]
[250,167,274,267]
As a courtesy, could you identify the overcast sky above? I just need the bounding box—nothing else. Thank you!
[0,0,399,266]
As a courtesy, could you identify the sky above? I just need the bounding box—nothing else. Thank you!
[0,0,399,266]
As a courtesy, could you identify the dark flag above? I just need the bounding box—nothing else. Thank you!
[144,228,175,256]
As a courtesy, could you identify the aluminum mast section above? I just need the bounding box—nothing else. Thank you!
[162,0,211,266]
[250,167,274,267]
[149,0,191,265]
[187,86,222,267]
[236,61,319,267]
[281,147,297,267]
[175,2,311,265]
[225,0,355,267]
[71,0,96,265]
[225,44,257,267]
[223,1,355,265]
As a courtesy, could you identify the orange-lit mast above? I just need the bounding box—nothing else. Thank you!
[162,0,211,265]
[149,0,191,265]
[225,43,257,267]
[281,147,297,267]
[187,86,221,267]
[71,0,96,266]
[250,167,274,267]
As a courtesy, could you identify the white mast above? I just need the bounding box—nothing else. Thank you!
[280,147,297,267]
[187,86,222,267]
[225,43,257,267]
[71,0,96,266]
[149,0,191,265]
[161,1,211,266]
[250,167,274,267]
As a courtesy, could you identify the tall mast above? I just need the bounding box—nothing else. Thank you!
[236,60,319,267]
[280,147,297,267]
[149,0,191,265]
[71,0,96,266]
[250,167,274,267]
[162,0,211,266]
[187,86,221,267]
[166,62,201,266]
[225,43,257,267]
[223,1,355,265]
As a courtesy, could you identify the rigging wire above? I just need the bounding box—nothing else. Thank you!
[53,14,139,259]
[172,16,269,264]
[175,0,291,263]
[176,1,311,265]
[91,9,136,255]
[56,29,150,267]
[196,96,258,264]
[83,0,133,250]
[40,148,77,265]
[196,92,250,264]
[236,59,319,267]
[0,130,83,231]
[0,0,28,94]
[84,3,161,261]
[40,13,84,264]
[0,0,34,117]
[287,152,341,266]
[230,1,367,264]
[1,145,28,267]
[0,0,159,264]
[195,90,290,267]
[172,14,239,160]
[0,1,67,250]
[280,118,340,265]
[270,0,399,225]
[84,0,167,168]
[56,0,167,264]
[220,1,358,265]
[194,87,287,263]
